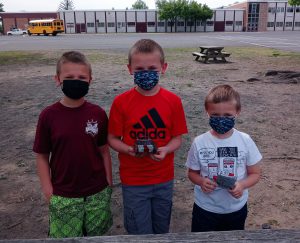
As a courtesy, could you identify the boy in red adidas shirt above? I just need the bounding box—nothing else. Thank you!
[108,39,188,234]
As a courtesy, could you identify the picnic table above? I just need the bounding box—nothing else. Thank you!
[192,46,231,63]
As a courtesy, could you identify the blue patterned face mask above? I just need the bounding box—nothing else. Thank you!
[209,116,235,134]
[134,70,159,91]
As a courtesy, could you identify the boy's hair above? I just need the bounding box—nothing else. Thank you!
[128,39,165,65]
[56,51,92,76]
[205,85,241,112]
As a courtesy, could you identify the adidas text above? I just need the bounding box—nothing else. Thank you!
[130,129,166,139]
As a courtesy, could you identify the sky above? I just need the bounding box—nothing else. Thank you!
[1,0,238,12]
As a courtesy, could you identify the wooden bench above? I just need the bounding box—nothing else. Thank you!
[193,48,231,63]
[6,229,300,242]
[192,52,207,61]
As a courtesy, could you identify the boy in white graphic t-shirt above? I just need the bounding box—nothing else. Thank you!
[186,84,262,232]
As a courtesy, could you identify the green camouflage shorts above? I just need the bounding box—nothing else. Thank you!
[49,187,112,238]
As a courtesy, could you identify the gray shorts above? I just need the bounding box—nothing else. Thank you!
[122,180,173,234]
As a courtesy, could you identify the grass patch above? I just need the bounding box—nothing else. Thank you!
[226,47,300,60]
[87,52,126,65]
[1,47,299,66]
[0,51,58,65]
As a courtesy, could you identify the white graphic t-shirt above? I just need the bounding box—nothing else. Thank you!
[186,129,262,214]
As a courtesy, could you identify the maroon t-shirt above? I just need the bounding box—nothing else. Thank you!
[33,101,109,198]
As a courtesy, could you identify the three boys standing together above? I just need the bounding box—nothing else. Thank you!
[33,39,262,238]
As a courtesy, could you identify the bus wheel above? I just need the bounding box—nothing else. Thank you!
[52,32,57,36]
[43,30,48,36]
[28,31,32,36]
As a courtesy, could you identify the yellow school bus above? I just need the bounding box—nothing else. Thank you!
[27,19,64,36]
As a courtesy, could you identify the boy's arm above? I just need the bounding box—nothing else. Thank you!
[229,162,261,198]
[36,153,52,202]
[151,135,182,161]
[98,144,113,186]
[187,168,217,193]
[108,134,135,157]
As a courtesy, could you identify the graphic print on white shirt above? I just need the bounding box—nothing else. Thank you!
[217,147,238,177]
[208,163,218,181]
[199,147,238,179]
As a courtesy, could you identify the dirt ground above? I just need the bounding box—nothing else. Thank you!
[0,47,299,239]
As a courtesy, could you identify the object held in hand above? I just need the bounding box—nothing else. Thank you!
[134,139,157,155]
[216,175,236,189]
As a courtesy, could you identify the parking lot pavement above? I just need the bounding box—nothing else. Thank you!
[0,31,300,52]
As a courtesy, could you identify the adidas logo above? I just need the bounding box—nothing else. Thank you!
[130,108,166,139]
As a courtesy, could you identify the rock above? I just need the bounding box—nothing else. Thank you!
[246,78,260,82]
[265,70,278,76]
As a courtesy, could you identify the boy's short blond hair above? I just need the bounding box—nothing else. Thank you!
[128,39,165,65]
[205,85,241,112]
[56,51,92,76]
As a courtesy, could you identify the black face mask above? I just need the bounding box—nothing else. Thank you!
[61,79,89,100]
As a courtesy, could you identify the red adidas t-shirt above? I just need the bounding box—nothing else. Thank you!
[33,101,109,198]
[109,87,188,185]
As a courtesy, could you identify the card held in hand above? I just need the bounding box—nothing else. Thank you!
[216,174,237,189]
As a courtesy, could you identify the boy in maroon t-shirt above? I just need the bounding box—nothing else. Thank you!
[33,51,112,238]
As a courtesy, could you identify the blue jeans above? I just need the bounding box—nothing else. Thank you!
[192,203,248,232]
[122,180,173,234]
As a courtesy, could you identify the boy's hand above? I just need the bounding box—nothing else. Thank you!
[150,146,169,161]
[43,185,53,203]
[229,181,244,198]
[127,146,137,157]
[200,177,217,193]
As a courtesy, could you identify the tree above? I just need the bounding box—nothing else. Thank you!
[157,0,213,32]
[288,0,300,6]
[0,2,4,12]
[132,0,149,9]
[181,0,203,32]
[199,4,213,32]
[58,0,75,10]
[156,0,178,32]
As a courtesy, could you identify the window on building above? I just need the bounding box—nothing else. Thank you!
[235,21,242,26]
[177,21,184,27]
[249,3,259,13]
[187,21,194,26]
[267,22,274,27]
[127,22,135,27]
[295,22,300,27]
[268,7,276,13]
[196,21,201,26]
[287,7,294,12]
[87,23,94,27]
[206,21,214,26]
[226,21,233,26]
[296,7,300,12]
[157,21,165,27]
[276,22,283,27]
[147,22,155,27]
[285,22,292,27]
[66,23,74,28]
[167,21,174,26]
[117,22,125,28]
[97,22,105,27]
[107,22,115,27]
